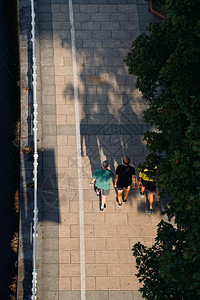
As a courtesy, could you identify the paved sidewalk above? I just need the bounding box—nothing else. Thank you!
[18,1,160,299]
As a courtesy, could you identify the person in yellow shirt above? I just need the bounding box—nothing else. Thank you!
[138,169,156,214]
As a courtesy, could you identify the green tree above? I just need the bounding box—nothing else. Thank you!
[124,0,200,298]
[133,221,200,299]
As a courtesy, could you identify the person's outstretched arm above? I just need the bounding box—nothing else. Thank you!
[138,176,142,190]
[132,175,136,188]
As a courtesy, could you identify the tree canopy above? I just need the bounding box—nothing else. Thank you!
[124,0,200,298]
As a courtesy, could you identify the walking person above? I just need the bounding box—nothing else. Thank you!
[138,169,156,214]
[90,160,114,211]
[114,156,136,207]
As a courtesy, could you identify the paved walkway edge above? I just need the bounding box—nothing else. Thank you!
[17,0,43,299]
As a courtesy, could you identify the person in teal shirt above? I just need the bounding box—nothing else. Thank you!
[90,161,114,211]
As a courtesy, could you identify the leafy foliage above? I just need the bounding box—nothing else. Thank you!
[133,221,200,300]
[124,0,200,298]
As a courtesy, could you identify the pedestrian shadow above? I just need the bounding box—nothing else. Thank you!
[137,190,170,214]
[63,52,149,181]
[41,149,61,223]
[80,113,101,174]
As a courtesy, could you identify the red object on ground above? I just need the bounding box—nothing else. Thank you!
[149,1,165,20]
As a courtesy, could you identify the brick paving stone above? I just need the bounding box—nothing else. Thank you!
[109,291,134,300]
[84,213,105,225]
[96,277,120,290]
[59,264,80,276]
[129,237,153,248]
[59,226,71,237]
[95,250,119,263]
[43,226,61,238]
[43,238,59,251]
[59,250,71,263]
[71,224,94,237]
[72,276,96,290]
[43,291,59,300]
[71,250,95,263]
[43,250,59,263]
[120,276,141,290]
[59,291,80,300]
[85,238,106,250]
[117,225,140,237]
[105,213,128,225]
[106,238,130,250]
[128,212,152,225]
[43,277,59,291]
[43,263,59,278]
[59,277,71,290]
[94,225,117,237]
[60,213,80,225]
[108,264,132,276]
[140,224,158,237]
[86,264,107,276]
[134,292,144,300]
[86,291,109,300]
[119,250,135,263]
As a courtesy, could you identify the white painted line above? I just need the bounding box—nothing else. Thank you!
[68,1,86,299]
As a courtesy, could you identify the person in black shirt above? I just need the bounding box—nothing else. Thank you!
[114,156,136,206]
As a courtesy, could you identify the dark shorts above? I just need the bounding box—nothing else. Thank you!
[117,184,131,190]
[142,179,156,195]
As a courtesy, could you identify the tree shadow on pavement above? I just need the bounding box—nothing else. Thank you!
[62,3,156,211]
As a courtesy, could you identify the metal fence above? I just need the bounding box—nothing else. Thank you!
[30,0,38,299]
